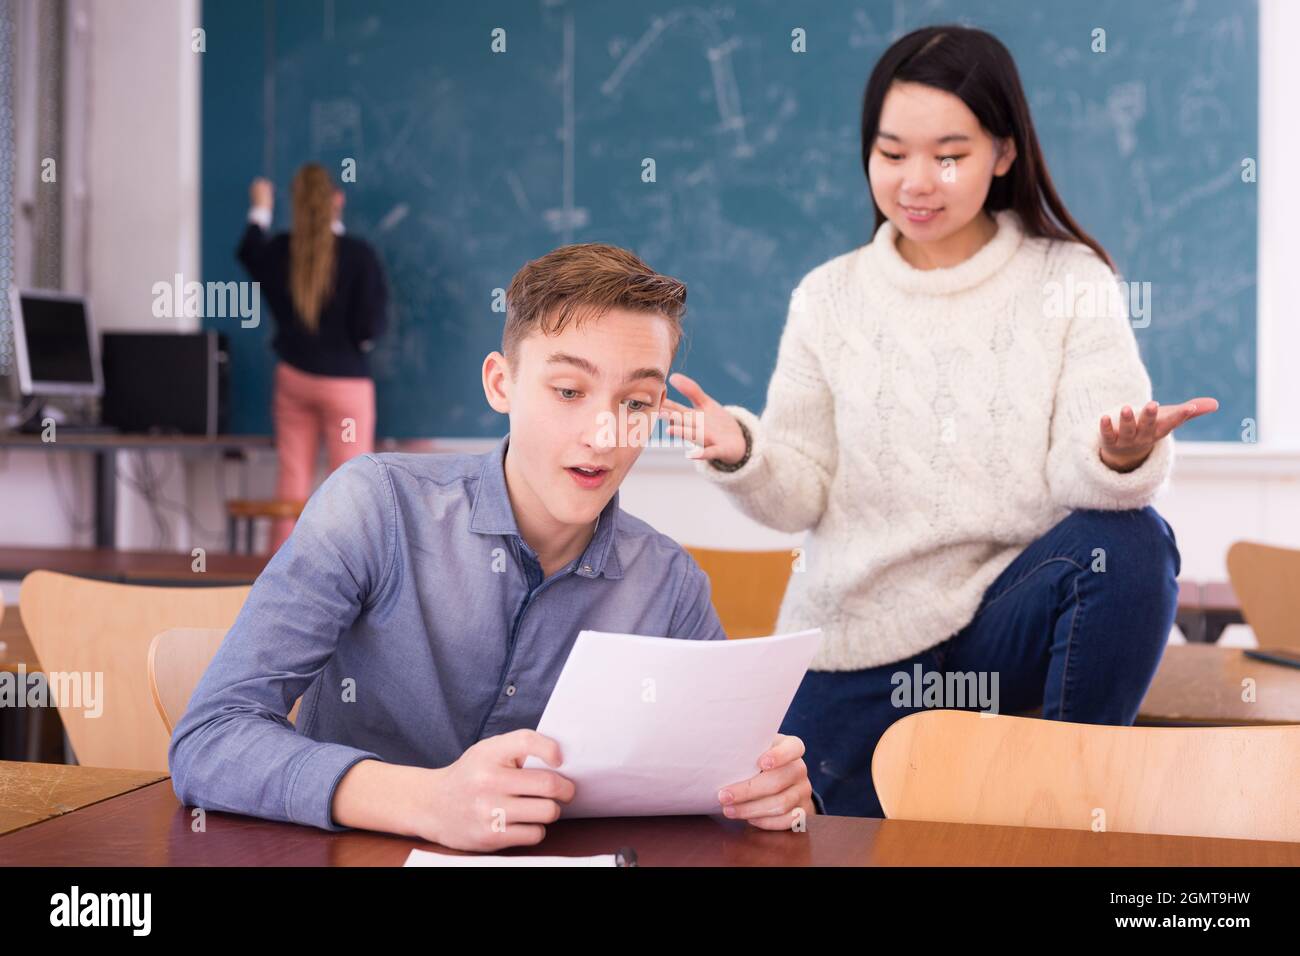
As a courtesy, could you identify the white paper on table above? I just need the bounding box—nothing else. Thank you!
[521,627,822,818]
[404,848,616,867]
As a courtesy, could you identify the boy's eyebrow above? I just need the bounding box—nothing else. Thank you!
[877,130,971,145]
[546,351,667,385]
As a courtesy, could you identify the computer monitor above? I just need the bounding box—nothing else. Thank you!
[8,286,102,397]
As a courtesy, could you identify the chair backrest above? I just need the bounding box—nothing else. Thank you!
[19,570,250,771]
[147,626,303,735]
[148,627,228,735]
[685,547,795,639]
[873,710,1300,842]
[1226,541,1300,650]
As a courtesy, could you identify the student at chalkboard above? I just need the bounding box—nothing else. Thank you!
[237,163,389,552]
[661,25,1218,817]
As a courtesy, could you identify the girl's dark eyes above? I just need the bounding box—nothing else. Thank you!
[876,148,967,163]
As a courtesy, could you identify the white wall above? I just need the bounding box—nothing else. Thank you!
[0,0,200,553]
[2,0,1296,648]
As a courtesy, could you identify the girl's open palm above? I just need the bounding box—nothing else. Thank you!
[1100,397,1218,471]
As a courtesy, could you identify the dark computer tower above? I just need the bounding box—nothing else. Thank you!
[101,331,230,435]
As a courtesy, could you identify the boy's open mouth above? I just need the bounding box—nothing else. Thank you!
[566,464,610,489]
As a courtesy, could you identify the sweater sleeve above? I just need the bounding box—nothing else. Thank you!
[1045,248,1173,510]
[347,243,389,351]
[235,222,274,284]
[693,283,838,533]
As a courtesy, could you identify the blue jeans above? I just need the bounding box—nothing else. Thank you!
[779,507,1181,818]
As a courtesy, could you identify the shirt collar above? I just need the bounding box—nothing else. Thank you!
[469,434,623,580]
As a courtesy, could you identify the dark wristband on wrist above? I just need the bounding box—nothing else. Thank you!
[708,418,752,473]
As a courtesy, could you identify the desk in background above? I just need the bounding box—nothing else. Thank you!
[1176,580,1245,643]
[0,433,274,549]
[1139,643,1300,726]
[0,546,268,586]
[0,432,445,550]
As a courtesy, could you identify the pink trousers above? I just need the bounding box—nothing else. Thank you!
[271,361,375,552]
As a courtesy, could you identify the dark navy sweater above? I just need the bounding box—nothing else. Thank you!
[236,223,389,378]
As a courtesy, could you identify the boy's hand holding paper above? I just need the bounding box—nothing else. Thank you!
[717,732,815,829]
[523,627,822,826]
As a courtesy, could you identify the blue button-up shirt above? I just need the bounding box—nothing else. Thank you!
[169,436,729,830]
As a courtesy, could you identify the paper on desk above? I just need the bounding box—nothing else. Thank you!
[404,848,615,867]
[522,627,822,817]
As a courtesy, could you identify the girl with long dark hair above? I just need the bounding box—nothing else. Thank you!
[663,26,1218,817]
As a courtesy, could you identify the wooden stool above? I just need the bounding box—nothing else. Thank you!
[225,499,305,554]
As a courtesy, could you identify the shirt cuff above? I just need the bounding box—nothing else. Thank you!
[1068,428,1174,510]
[286,743,382,831]
[247,206,272,229]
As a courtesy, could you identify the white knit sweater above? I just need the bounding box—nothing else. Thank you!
[697,209,1173,670]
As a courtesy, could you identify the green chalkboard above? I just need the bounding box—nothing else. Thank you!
[202,0,1258,440]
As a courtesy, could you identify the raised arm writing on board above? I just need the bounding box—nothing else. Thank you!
[235,176,276,282]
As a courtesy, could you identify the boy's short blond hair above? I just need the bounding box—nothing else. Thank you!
[503,243,686,365]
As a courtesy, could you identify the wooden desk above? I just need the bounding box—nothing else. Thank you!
[1139,644,1300,726]
[0,761,167,837]
[0,546,268,586]
[0,433,275,548]
[0,777,1296,866]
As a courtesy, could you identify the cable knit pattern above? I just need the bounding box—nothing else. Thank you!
[697,209,1173,670]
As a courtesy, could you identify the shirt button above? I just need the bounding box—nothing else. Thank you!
[505,684,517,697]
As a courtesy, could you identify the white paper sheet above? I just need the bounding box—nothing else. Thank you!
[404,848,616,867]
[522,628,822,817]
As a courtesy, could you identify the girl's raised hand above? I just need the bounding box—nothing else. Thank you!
[661,372,749,465]
[1099,397,1219,472]
[249,177,273,211]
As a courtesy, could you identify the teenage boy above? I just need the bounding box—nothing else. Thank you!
[170,243,820,851]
